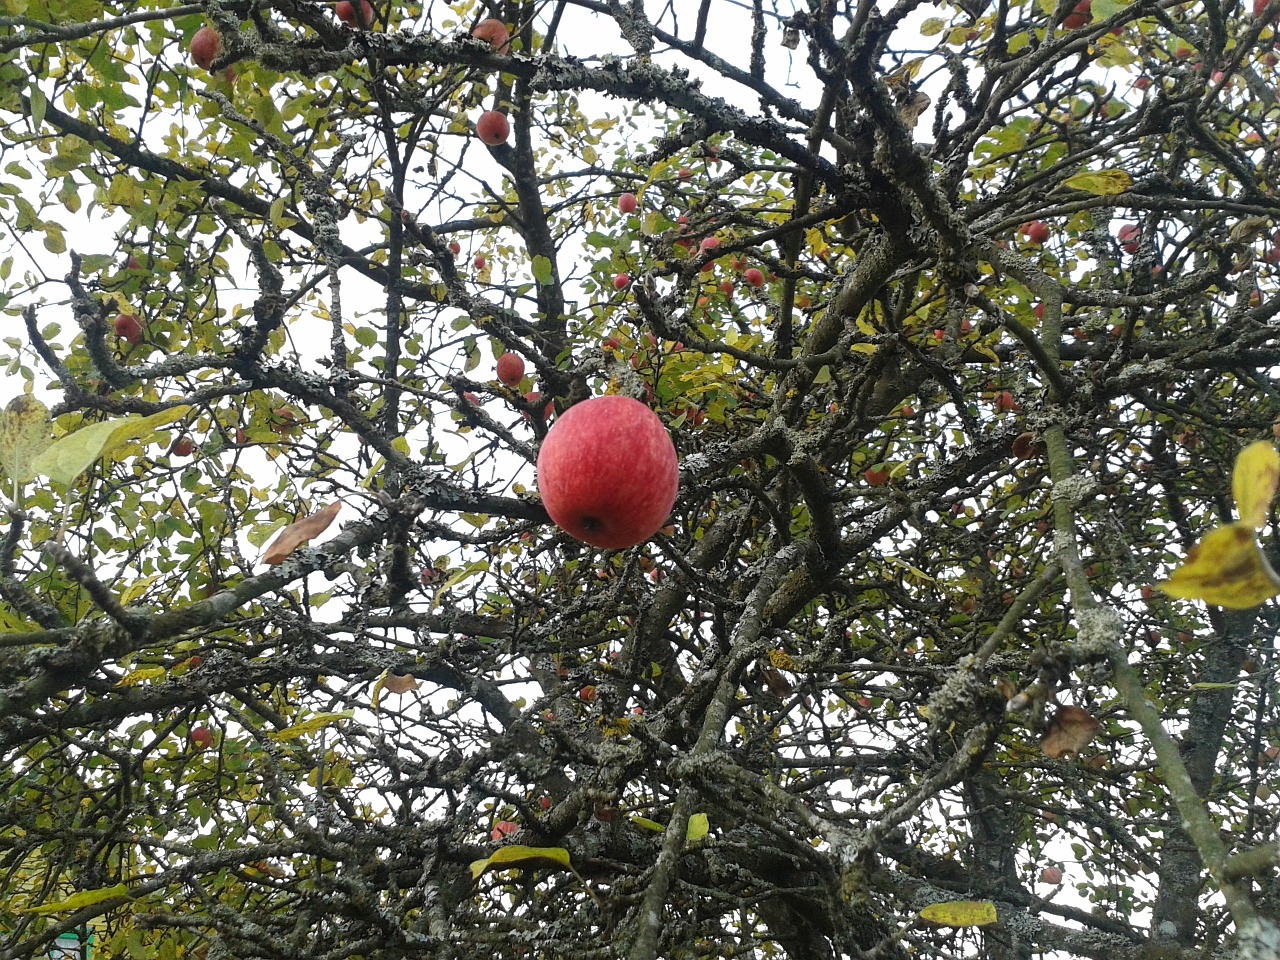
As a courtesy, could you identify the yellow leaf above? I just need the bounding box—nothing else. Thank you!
[20,883,129,915]
[1062,169,1133,196]
[269,711,354,741]
[686,813,709,843]
[1159,522,1280,609]
[1233,440,1280,529]
[919,900,998,927]
[629,815,665,832]
[115,666,166,688]
[469,845,572,880]
[0,395,52,486]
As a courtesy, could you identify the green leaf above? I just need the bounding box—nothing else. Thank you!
[269,711,354,741]
[469,845,572,880]
[918,900,998,927]
[21,883,129,915]
[1062,169,1133,196]
[686,813,709,843]
[0,394,52,487]
[919,17,946,36]
[29,83,46,127]
[32,406,191,486]
[532,255,553,285]
[630,815,665,832]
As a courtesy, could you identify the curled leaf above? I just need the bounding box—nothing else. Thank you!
[1062,169,1133,196]
[1233,441,1280,530]
[1159,522,1280,609]
[918,900,998,927]
[20,883,129,915]
[469,845,572,881]
[261,502,342,565]
[1041,705,1101,759]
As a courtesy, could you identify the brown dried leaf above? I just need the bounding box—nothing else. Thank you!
[1041,705,1101,759]
[261,502,342,565]
[381,674,418,695]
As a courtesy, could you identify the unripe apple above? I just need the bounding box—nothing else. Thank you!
[613,273,630,290]
[744,267,765,288]
[536,395,679,549]
[1117,223,1140,254]
[472,17,511,52]
[1020,220,1051,244]
[172,435,195,457]
[113,313,143,345]
[335,0,374,28]
[191,727,214,750]
[190,26,223,71]
[476,110,510,146]
[618,192,638,214]
[1040,866,1063,884]
[496,352,525,387]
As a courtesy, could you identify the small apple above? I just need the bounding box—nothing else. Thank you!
[993,391,1021,413]
[618,192,638,214]
[1134,75,1152,90]
[113,313,143,345]
[447,241,461,256]
[743,267,765,288]
[718,279,734,295]
[523,391,554,421]
[536,395,679,549]
[1062,0,1090,29]
[190,26,223,71]
[476,110,510,146]
[678,167,692,180]
[1117,223,1140,254]
[172,435,195,457]
[496,352,525,387]
[269,406,298,435]
[1040,866,1064,884]
[190,727,214,750]
[126,254,143,271]
[1034,303,1045,320]
[539,796,551,811]
[472,17,511,52]
[234,427,247,445]
[864,466,889,487]
[1020,220,1051,245]
[473,253,487,270]
[579,685,596,702]
[1011,432,1038,460]
[699,236,720,254]
[613,273,630,290]
[335,0,374,28]
[1257,0,1272,17]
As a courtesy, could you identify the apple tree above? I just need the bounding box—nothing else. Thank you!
[3,1,1280,958]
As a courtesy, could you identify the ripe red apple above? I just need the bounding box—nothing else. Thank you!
[579,685,596,702]
[476,110,510,146]
[269,406,297,435]
[113,313,143,345]
[1257,0,1272,17]
[1117,223,1140,254]
[523,391,554,421]
[618,192,638,214]
[1134,75,1152,90]
[719,279,735,295]
[1020,220,1051,244]
[126,254,143,271]
[172,435,195,457]
[613,273,630,290]
[1033,303,1045,320]
[473,254,487,270]
[234,427,247,445]
[472,17,511,52]
[678,167,692,180]
[447,241,461,256]
[191,727,214,750]
[1040,866,1064,884]
[864,466,889,486]
[699,236,720,254]
[994,391,1021,413]
[496,352,525,387]
[744,267,765,288]
[335,0,374,27]
[536,395,679,549]
[190,26,222,70]
[1062,0,1090,29]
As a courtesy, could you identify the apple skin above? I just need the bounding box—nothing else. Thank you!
[536,395,679,550]
[113,313,143,345]
[1117,223,1140,254]
[496,352,525,387]
[172,435,195,457]
[743,267,765,288]
[476,110,510,146]
[1040,866,1063,884]
[613,273,630,290]
[1021,220,1051,244]
[190,727,214,750]
[1062,0,1090,29]
[190,26,222,70]
[618,192,638,213]
[472,17,511,52]
[335,0,374,27]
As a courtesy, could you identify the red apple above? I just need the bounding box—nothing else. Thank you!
[1134,76,1152,90]
[613,273,630,290]
[699,236,720,254]
[190,727,214,750]
[269,406,297,435]
[744,267,765,288]
[335,0,374,28]
[472,17,511,52]
[172,436,195,457]
[719,279,735,295]
[447,241,461,256]
[190,26,223,70]
[1020,220,1051,244]
[618,192,638,214]
[113,313,143,345]
[1040,866,1064,884]
[864,466,889,486]
[678,167,692,180]
[994,391,1021,413]
[476,110,510,146]
[1033,303,1045,320]
[1062,0,1090,29]
[523,391,554,421]
[1257,0,1272,17]
[579,685,596,702]
[126,254,143,271]
[234,427,247,445]
[473,254,487,270]
[496,352,525,387]
[1117,223,1140,254]
[536,395,679,549]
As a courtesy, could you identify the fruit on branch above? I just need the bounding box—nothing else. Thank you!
[613,273,630,290]
[472,17,511,52]
[1020,220,1051,244]
[190,26,223,70]
[496,353,525,387]
[1062,0,1091,29]
[864,466,889,487]
[476,110,510,146]
[335,0,374,27]
[447,241,461,256]
[269,406,298,435]
[190,727,214,750]
[1117,223,1140,254]
[473,254,487,270]
[618,192,637,214]
[743,267,765,288]
[993,391,1021,413]
[522,391,554,421]
[113,313,143,345]
[172,436,195,457]
[678,167,692,180]
[536,395,679,549]
[1040,865,1064,884]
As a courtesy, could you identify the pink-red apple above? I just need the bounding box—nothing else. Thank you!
[335,0,374,27]
[613,273,630,290]
[190,26,222,70]
[864,467,889,486]
[191,727,214,750]
[172,435,195,457]
[1117,223,1140,254]
[447,241,461,256]
[618,192,638,214]
[536,395,679,549]
[114,313,143,345]
[1020,220,1051,244]
[744,267,765,288]
[473,253,487,270]
[1040,865,1064,884]
[472,17,511,52]
[496,352,524,387]
[476,110,510,146]
[1062,0,1090,28]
